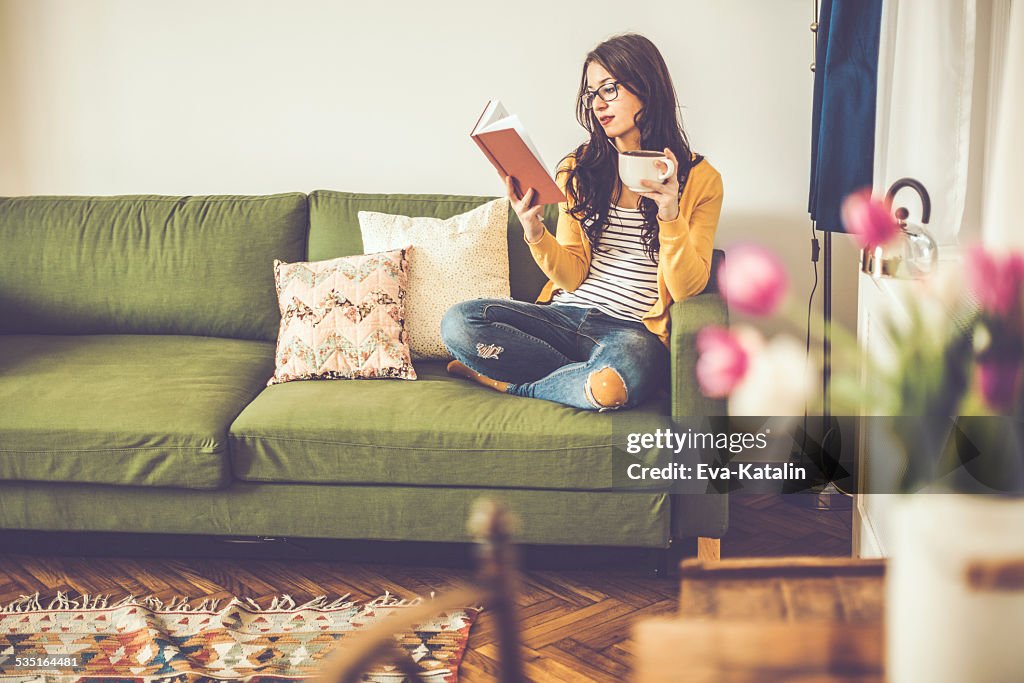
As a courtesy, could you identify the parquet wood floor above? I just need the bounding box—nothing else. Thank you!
[0,494,851,682]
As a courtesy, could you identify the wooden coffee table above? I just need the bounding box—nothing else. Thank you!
[634,557,885,682]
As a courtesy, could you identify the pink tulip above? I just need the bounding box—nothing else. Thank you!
[718,244,789,317]
[965,245,1024,319]
[696,326,749,398]
[841,189,900,248]
[975,359,1022,414]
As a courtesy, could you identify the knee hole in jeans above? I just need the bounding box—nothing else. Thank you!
[585,367,628,409]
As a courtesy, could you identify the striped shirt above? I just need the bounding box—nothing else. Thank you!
[553,205,659,322]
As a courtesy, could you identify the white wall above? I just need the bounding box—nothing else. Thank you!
[0,4,21,194]
[0,0,860,330]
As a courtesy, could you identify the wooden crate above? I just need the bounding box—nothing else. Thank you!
[635,557,886,682]
[679,556,885,621]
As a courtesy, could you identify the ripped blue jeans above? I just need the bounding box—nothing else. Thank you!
[439,299,669,411]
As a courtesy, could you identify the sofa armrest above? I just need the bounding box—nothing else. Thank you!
[669,293,728,418]
[668,293,730,540]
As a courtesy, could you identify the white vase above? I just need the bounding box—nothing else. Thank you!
[887,494,1024,682]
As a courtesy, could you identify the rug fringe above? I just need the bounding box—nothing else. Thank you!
[0,591,449,614]
[367,590,424,608]
[0,592,41,613]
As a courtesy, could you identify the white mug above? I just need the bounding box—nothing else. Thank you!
[618,150,676,193]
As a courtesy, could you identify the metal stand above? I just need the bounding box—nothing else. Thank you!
[823,231,831,422]
[797,1,853,509]
[817,233,838,509]
[812,224,851,510]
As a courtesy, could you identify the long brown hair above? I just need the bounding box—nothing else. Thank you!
[560,34,696,262]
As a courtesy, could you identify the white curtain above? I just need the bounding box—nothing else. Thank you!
[872,0,979,246]
[874,0,1021,250]
[982,1,1024,249]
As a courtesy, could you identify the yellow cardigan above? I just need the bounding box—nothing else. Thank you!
[527,152,724,348]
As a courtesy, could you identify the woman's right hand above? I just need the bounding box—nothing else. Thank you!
[505,176,545,244]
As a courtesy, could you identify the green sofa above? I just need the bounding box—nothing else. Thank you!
[0,190,727,557]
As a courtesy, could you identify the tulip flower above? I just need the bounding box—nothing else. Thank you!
[729,332,815,417]
[841,189,900,248]
[717,244,789,317]
[965,245,1024,319]
[975,359,1023,414]
[696,326,749,398]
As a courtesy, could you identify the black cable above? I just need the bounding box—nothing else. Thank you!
[801,0,820,466]
[801,222,819,466]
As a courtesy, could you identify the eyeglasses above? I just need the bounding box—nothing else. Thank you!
[581,81,622,110]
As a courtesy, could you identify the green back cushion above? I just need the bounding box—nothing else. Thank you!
[0,193,308,340]
[308,190,556,302]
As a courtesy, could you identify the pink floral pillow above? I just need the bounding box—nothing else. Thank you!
[269,249,417,385]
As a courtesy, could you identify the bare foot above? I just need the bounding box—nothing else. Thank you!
[446,360,511,393]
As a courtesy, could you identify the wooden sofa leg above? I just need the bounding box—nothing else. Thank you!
[697,537,721,561]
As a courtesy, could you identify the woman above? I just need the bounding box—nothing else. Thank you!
[441,33,724,411]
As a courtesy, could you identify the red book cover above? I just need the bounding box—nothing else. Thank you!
[471,100,565,206]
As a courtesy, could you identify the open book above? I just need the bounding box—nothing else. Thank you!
[470,100,565,205]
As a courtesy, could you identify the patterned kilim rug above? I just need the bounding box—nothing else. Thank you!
[0,592,480,682]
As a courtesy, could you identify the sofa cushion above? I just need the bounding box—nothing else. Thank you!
[269,250,417,384]
[0,193,307,340]
[0,334,275,490]
[229,361,669,490]
[358,199,510,360]
[308,190,556,304]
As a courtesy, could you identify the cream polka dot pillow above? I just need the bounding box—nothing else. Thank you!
[358,199,510,360]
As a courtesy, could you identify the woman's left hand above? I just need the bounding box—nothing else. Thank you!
[637,147,681,222]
